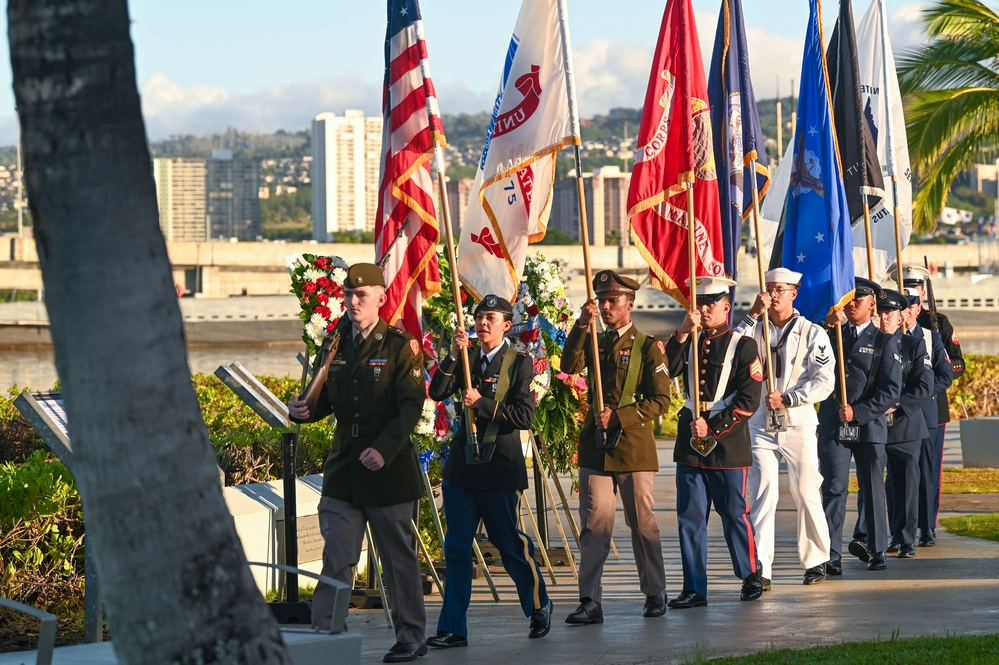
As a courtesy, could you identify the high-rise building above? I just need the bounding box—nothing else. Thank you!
[549,166,632,245]
[153,158,207,242]
[435,177,475,236]
[311,110,383,240]
[206,149,261,240]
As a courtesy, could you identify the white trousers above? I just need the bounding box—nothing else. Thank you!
[748,425,831,579]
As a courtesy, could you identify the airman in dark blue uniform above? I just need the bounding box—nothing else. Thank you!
[818,278,902,573]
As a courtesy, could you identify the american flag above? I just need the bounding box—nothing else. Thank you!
[375,0,443,337]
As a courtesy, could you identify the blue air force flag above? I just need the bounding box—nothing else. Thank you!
[779,0,855,322]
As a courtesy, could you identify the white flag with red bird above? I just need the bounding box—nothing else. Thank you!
[457,0,578,302]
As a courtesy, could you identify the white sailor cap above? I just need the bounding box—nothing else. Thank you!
[685,276,737,304]
[764,267,802,285]
[889,265,931,285]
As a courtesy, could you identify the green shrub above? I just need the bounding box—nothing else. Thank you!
[0,449,85,616]
[950,354,999,421]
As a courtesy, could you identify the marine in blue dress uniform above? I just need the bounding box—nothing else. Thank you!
[818,278,902,573]
[664,277,765,608]
[426,295,552,647]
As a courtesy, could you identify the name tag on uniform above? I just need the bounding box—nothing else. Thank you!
[858,346,874,355]
[620,349,631,365]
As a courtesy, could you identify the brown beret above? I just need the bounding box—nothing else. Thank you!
[346,263,386,288]
[593,270,640,296]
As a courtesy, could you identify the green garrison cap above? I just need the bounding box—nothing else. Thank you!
[346,263,386,288]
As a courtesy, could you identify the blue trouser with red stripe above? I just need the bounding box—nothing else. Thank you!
[676,464,758,596]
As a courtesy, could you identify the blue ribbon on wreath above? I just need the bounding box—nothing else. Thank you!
[538,315,567,349]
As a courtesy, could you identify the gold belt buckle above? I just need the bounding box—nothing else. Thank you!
[351,424,359,437]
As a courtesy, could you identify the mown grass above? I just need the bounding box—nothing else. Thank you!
[849,467,999,494]
[940,513,999,543]
[683,633,999,664]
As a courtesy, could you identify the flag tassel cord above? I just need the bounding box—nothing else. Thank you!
[432,141,479,453]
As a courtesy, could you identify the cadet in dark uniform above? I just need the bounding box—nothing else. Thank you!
[902,286,953,546]
[665,276,764,608]
[871,289,932,558]
[426,295,552,647]
[898,266,964,544]
[288,263,428,663]
[818,278,902,573]
[561,270,672,624]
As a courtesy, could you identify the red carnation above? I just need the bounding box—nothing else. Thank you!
[434,403,451,437]
[317,276,332,290]
[302,281,318,294]
[316,292,329,305]
[326,321,337,333]
[527,304,540,317]
[331,283,344,298]
[301,296,311,305]
[561,313,569,322]
[315,305,332,319]
[314,257,329,269]
[460,290,468,304]
[520,329,539,344]
[533,358,548,374]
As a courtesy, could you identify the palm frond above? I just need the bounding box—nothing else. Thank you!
[913,130,999,231]
[920,0,999,41]
[905,87,999,171]
[898,40,999,93]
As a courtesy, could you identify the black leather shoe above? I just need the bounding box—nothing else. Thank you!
[529,599,553,638]
[383,641,428,663]
[803,564,826,585]
[667,590,707,609]
[898,542,917,558]
[426,632,467,649]
[867,551,887,571]
[848,538,871,563]
[918,530,936,547]
[826,550,843,576]
[643,591,667,617]
[762,577,772,592]
[565,599,602,624]
[886,540,900,554]
[741,572,764,601]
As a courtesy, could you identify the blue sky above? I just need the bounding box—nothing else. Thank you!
[0,0,930,143]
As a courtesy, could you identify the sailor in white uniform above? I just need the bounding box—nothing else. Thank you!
[736,268,836,586]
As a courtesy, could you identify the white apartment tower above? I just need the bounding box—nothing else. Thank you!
[311,110,383,240]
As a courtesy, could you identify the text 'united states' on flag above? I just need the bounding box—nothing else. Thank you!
[457,0,579,303]
[375,0,443,337]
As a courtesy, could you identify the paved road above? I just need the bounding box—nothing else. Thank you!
[348,425,999,664]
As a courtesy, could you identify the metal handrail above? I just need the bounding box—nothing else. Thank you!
[0,598,56,665]
[245,561,350,634]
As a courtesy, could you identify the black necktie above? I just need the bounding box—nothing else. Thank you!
[481,354,489,377]
[354,333,363,349]
[847,325,857,347]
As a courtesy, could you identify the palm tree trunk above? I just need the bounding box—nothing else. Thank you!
[7,1,290,663]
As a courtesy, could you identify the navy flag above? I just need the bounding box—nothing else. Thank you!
[708,0,770,288]
[826,0,886,242]
[780,0,855,322]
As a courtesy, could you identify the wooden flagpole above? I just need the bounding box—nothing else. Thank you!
[749,160,779,418]
[686,180,706,450]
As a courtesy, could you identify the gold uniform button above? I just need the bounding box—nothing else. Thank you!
[700,380,706,385]
[701,369,706,374]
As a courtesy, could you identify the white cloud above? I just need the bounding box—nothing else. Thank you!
[889,3,931,53]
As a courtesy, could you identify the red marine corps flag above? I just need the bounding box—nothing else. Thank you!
[375,0,443,336]
[627,0,725,307]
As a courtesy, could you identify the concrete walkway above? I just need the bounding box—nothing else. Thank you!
[348,425,999,663]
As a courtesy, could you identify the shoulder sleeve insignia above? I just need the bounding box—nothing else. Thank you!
[750,357,764,381]
[657,340,665,355]
[411,368,421,378]
[410,339,420,356]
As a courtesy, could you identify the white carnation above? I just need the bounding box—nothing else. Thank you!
[330,267,347,285]
[304,268,325,283]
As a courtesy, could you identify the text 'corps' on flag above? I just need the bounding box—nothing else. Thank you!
[375,0,443,336]
[627,0,725,309]
[457,0,578,303]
